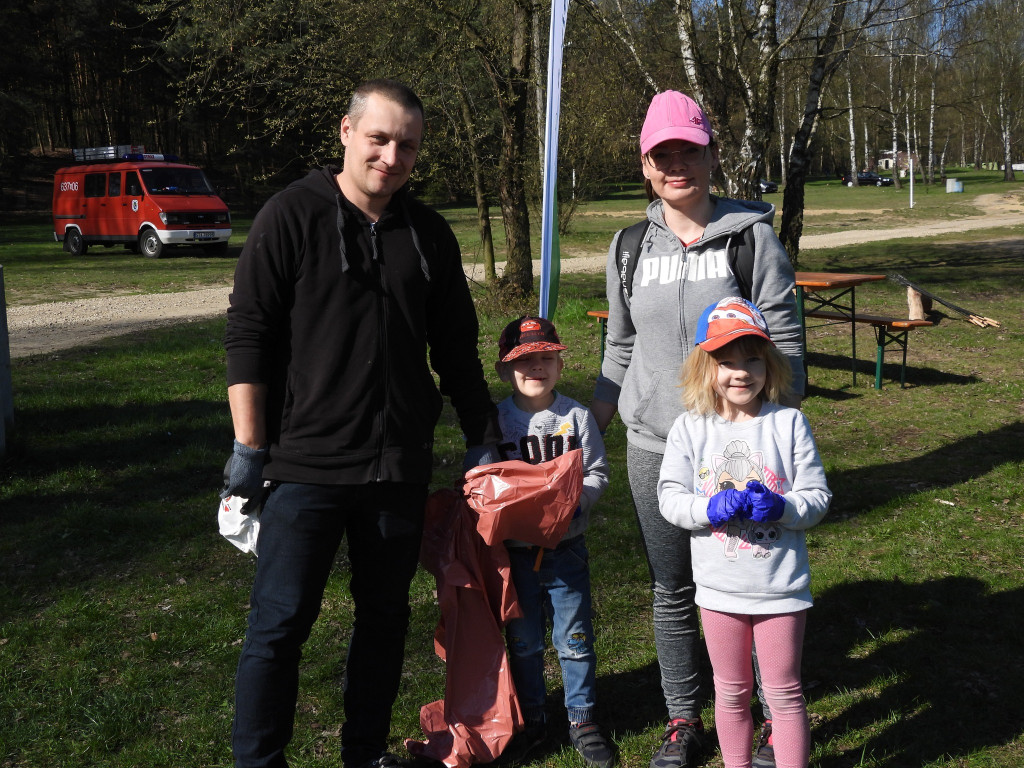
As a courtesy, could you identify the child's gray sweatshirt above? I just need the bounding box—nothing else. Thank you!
[496,392,609,545]
[658,402,831,613]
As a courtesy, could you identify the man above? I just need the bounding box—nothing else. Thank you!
[223,79,500,768]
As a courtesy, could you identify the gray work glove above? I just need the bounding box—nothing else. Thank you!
[220,440,267,501]
[462,442,501,473]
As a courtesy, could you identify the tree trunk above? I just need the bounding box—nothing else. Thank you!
[780,77,821,266]
[533,6,545,172]
[846,43,858,186]
[888,28,903,191]
[927,75,937,184]
[779,0,850,263]
[497,0,535,296]
[458,86,496,282]
[777,72,787,186]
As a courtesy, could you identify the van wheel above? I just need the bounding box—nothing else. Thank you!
[66,229,87,256]
[139,228,164,258]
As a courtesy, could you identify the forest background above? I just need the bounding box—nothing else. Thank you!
[2,0,1024,291]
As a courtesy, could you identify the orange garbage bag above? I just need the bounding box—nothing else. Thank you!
[405,450,584,768]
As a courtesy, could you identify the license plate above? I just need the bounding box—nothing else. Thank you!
[194,230,216,240]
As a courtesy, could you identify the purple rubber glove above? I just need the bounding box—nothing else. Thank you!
[744,480,786,522]
[707,488,749,527]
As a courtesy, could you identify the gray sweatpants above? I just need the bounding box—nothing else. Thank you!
[629,441,771,723]
[627,441,703,721]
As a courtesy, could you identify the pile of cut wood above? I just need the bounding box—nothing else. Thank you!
[889,273,1001,328]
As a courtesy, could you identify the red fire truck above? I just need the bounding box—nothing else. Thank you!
[52,145,232,258]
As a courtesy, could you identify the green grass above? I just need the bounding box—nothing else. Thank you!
[2,181,1024,767]
[4,168,1023,307]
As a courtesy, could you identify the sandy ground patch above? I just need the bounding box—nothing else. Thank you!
[5,192,1024,358]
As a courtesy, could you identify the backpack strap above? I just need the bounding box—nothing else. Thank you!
[616,219,651,301]
[617,218,756,301]
[728,224,756,301]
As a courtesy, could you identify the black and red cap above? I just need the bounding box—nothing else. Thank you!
[498,316,567,362]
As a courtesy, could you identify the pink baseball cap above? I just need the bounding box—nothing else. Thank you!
[640,91,714,155]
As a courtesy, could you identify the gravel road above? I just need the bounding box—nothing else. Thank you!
[6,193,1023,359]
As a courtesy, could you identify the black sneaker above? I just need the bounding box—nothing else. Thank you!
[356,754,407,768]
[649,718,704,768]
[751,720,775,768]
[569,722,616,768]
[501,720,546,764]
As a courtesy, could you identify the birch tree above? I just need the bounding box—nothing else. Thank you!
[971,0,1024,181]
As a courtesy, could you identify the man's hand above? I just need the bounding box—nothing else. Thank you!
[707,488,749,527]
[462,443,501,472]
[221,440,267,500]
[743,480,786,522]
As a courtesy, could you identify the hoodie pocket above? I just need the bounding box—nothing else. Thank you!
[631,369,683,441]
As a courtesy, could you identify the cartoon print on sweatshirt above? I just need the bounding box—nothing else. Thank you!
[696,439,784,559]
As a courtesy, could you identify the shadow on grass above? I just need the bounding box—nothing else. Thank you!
[812,237,1024,294]
[823,420,1024,519]
[0,395,231,623]
[804,351,980,394]
[807,576,1023,767]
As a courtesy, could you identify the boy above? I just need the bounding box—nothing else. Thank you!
[493,316,614,768]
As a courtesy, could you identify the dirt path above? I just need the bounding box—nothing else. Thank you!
[6,192,1023,359]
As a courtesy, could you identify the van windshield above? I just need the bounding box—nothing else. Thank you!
[139,167,216,195]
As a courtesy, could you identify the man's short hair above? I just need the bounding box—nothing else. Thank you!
[347,80,424,126]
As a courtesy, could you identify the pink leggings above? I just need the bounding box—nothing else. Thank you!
[700,608,809,768]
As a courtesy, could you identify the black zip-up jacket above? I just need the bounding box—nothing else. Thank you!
[225,166,500,485]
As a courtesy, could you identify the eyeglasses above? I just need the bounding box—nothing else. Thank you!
[644,145,708,170]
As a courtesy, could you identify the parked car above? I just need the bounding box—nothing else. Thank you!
[759,179,778,193]
[841,171,895,187]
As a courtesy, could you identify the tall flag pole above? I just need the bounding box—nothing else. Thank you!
[538,0,570,319]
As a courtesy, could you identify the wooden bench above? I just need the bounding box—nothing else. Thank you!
[804,310,933,389]
[587,309,610,358]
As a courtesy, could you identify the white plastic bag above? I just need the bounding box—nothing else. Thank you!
[218,494,261,556]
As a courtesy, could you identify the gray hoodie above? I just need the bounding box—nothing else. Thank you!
[593,196,804,454]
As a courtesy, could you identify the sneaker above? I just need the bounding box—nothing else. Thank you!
[356,754,407,768]
[569,722,616,768]
[649,718,704,768]
[501,720,546,764]
[751,720,775,768]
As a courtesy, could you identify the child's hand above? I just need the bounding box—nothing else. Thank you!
[707,489,749,526]
[744,481,786,522]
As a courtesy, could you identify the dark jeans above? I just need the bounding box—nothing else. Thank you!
[232,481,426,768]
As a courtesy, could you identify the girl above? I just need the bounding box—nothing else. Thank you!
[658,297,831,768]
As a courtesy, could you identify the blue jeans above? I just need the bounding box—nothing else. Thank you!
[232,481,426,768]
[505,535,598,726]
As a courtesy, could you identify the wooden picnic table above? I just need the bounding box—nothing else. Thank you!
[588,271,928,389]
[795,272,887,386]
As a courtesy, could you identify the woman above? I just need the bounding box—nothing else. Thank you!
[590,90,804,768]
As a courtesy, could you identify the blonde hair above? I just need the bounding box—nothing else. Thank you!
[680,335,793,415]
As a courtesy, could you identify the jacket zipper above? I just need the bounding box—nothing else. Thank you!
[370,221,389,481]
